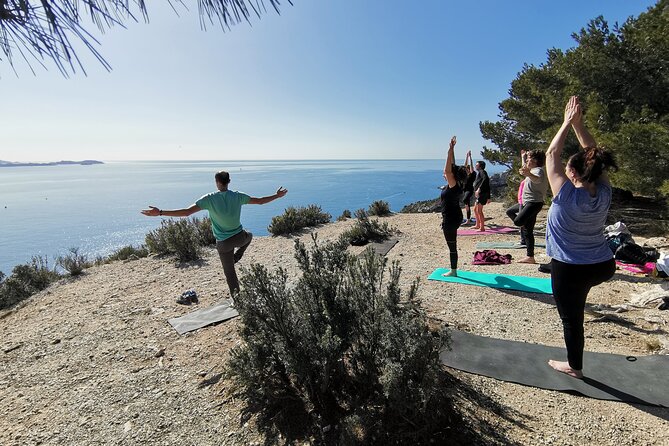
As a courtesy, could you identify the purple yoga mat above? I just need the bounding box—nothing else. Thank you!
[457,226,518,236]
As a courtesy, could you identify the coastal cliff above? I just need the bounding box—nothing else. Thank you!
[1,202,667,445]
[0,160,103,167]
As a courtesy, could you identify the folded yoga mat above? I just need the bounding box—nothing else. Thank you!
[476,241,546,249]
[441,330,669,407]
[168,300,238,335]
[458,226,518,236]
[428,268,553,294]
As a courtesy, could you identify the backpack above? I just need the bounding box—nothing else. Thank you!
[615,242,658,265]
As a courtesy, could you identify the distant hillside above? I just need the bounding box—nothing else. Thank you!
[0,160,103,167]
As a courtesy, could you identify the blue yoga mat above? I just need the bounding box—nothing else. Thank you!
[428,268,553,294]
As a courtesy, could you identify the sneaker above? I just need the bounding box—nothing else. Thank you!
[177,289,198,305]
[176,294,191,305]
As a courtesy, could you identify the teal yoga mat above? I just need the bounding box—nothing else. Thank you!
[428,268,553,294]
[476,241,546,249]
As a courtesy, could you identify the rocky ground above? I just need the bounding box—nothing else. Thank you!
[1,203,668,445]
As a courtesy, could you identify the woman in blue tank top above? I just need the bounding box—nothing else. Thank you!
[545,96,618,379]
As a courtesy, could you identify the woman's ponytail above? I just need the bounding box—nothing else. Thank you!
[570,147,618,183]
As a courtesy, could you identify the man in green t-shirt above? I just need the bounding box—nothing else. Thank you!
[142,171,287,297]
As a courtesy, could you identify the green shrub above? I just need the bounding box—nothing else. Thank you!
[354,208,367,219]
[193,216,217,246]
[342,213,396,246]
[227,237,452,443]
[57,248,91,276]
[107,245,149,262]
[268,204,331,236]
[400,198,440,213]
[145,219,203,262]
[367,200,391,216]
[336,209,352,221]
[0,257,61,310]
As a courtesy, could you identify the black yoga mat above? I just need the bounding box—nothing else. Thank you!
[441,330,669,407]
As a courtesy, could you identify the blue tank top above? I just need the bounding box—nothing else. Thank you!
[546,180,613,264]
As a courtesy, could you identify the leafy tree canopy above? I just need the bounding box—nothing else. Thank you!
[480,0,669,196]
[0,0,290,75]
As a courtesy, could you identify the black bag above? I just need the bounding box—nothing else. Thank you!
[614,242,653,265]
[538,262,552,274]
[606,233,633,254]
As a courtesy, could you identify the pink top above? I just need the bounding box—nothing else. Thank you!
[517,180,525,205]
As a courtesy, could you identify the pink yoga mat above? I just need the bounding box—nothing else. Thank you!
[457,226,519,236]
[616,261,655,275]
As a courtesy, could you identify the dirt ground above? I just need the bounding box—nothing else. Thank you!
[1,202,668,445]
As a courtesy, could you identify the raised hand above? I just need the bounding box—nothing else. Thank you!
[275,187,288,197]
[564,96,581,124]
[141,206,160,216]
[449,136,457,150]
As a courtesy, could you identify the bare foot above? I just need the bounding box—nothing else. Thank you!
[548,360,583,379]
[442,269,458,277]
[518,257,536,264]
[478,227,486,232]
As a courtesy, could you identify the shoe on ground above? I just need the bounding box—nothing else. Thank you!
[176,295,191,305]
[177,289,198,305]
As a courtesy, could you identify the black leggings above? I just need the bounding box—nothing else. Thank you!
[442,224,458,270]
[550,258,616,370]
[506,202,543,256]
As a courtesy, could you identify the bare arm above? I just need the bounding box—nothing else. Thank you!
[443,136,457,188]
[466,150,474,171]
[248,187,288,205]
[546,96,579,196]
[570,99,609,186]
[141,204,201,217]
[519,165,542,183]
[571,119,596,149]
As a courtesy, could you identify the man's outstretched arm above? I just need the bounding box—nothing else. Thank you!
[141,204,201,217]
[248,187,288,205]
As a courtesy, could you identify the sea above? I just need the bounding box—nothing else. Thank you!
[0,160,505,275]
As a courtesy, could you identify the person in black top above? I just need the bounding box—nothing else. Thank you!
[440,136,468,277]
[472,159,491,232]
[462,150,476,225]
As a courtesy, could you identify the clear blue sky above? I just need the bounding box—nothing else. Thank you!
[0,0,657,162]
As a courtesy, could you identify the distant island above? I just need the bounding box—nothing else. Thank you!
[0,160,104,167]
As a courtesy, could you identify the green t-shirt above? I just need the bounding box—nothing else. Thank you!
[195,190,251,241]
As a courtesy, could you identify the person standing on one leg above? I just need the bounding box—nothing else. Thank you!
[141,170,288,297]
[440,136,467,277]
[472,160,490,232]
[462,150,476,225]
[506,150,527,246]
[545,96,618,379]
[508,150,548,263]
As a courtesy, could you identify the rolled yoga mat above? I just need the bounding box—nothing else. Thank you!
[441,329,669,407]
[428,268,553,294]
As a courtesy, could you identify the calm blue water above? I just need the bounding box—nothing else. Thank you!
[0,160,504,275]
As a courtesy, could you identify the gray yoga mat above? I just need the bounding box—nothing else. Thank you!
[441,330,669,407]
[476,241,546,249]
[168,300,238,335]
[367,237,398,257]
